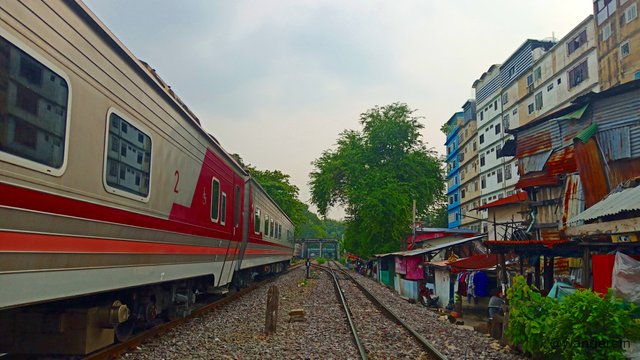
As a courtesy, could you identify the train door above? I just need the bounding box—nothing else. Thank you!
[218,174,244,286]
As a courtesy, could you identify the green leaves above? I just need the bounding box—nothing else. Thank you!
[506,275,639,359]
[309,103,445,257]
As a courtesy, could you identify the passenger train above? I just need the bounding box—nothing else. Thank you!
[0,0,294,354]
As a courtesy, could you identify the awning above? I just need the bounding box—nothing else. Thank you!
[555,104,589,121]
[449,253,517,270]
[375,234,486,257]
[574,122,599,144]
[476,192,527,210]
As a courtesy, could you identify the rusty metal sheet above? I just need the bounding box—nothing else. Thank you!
[561,174,584,228]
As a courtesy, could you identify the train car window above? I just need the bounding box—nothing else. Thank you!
[254,208,261,234]
[278,224,282,239]
[104,111,152,201]
[264,214,270,237]
[0,34,70,175]
[210,178,220,222]
[270,218,274,237]
[220,192,227,225]
[234,185,241,227]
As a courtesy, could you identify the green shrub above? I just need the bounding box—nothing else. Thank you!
[316,257,326,265]
[506,275,639,360]
[338,258,346,265]
[546,289,639,360]
[506,276,555,358]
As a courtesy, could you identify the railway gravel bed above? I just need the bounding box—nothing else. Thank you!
[337,277,434,359]
[119,267,359,359]
[347,270,526,360]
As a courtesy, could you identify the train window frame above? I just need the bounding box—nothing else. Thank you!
[270,218,274,237]
[264,214,270,237]
[103,108,153,202]
[220,192,227,225]
[0,29,72,177]
[254,207,261,234]
[210,178,221,223]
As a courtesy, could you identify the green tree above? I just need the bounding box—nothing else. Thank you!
[309,103,445,257]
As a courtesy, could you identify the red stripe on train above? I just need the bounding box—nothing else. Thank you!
[0,182,290,249]
[0,232,292,255]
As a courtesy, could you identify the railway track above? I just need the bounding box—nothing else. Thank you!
[83,264,301,360]
[315,261,447,360]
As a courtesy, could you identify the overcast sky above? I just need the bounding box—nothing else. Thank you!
[83,0,593,219]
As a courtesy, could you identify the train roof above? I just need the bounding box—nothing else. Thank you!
[69,0,247,177]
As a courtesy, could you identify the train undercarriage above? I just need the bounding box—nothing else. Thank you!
[0,261,289,355]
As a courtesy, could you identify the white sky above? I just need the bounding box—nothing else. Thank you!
[83,0,593,219]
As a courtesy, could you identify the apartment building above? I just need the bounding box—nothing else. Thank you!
[594,0,640,90]
[514,16,599,128]
[445,112,464,228]
[472,65,502,233]
[457,100,482,233]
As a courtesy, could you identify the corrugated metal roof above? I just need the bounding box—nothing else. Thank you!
[375,235,486,257]
[516,147,577,189]
[567,184,640,225]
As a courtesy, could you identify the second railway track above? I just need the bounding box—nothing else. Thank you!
[316,261,447,360]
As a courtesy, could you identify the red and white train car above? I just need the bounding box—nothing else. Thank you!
[0,0,293,354]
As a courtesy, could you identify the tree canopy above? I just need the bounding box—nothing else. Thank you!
[309,103,445,257]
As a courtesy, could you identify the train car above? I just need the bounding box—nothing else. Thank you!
[0,0,293,354]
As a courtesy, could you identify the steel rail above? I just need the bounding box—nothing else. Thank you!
[327,261,448,360]
[84,264,302,360]
[312,263,368,360]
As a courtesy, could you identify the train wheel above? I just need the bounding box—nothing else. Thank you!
[115,318,135,342]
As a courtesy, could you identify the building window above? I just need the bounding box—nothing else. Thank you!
[603,23,612,41]
[505,164,512,180]
[620,40,631,59]
[474,180,479,191]
[535,91,543,110]
[626,3,638,23]
[479,134,485,144]
[569,60,588,88]
[254,208,262,234]
[497,168,503,183]
[473,141,477,151]
[528,103,534,114]
[481,175,486,189]
[480,154,485,166]
[210,179,220,222]
[534,66,542,81]
[449,196,454,205]
[496,144,502,157]
[1,35,70,174]
[557,77,562,85]
[567,30,587,55]
[494,100,498,110]
[547,83,554,91]
[105,112,152,200]
[502,92,509,105]
[480,111,484,121]
[503,115,510,131]
[527,74,534,87]
[512,108,518,115]
[495,123,501,135]
[508,65,515,78]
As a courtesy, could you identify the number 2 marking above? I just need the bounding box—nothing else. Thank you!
[174,170,180,193]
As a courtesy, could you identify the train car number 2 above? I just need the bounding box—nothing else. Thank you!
[174,170,180,193]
